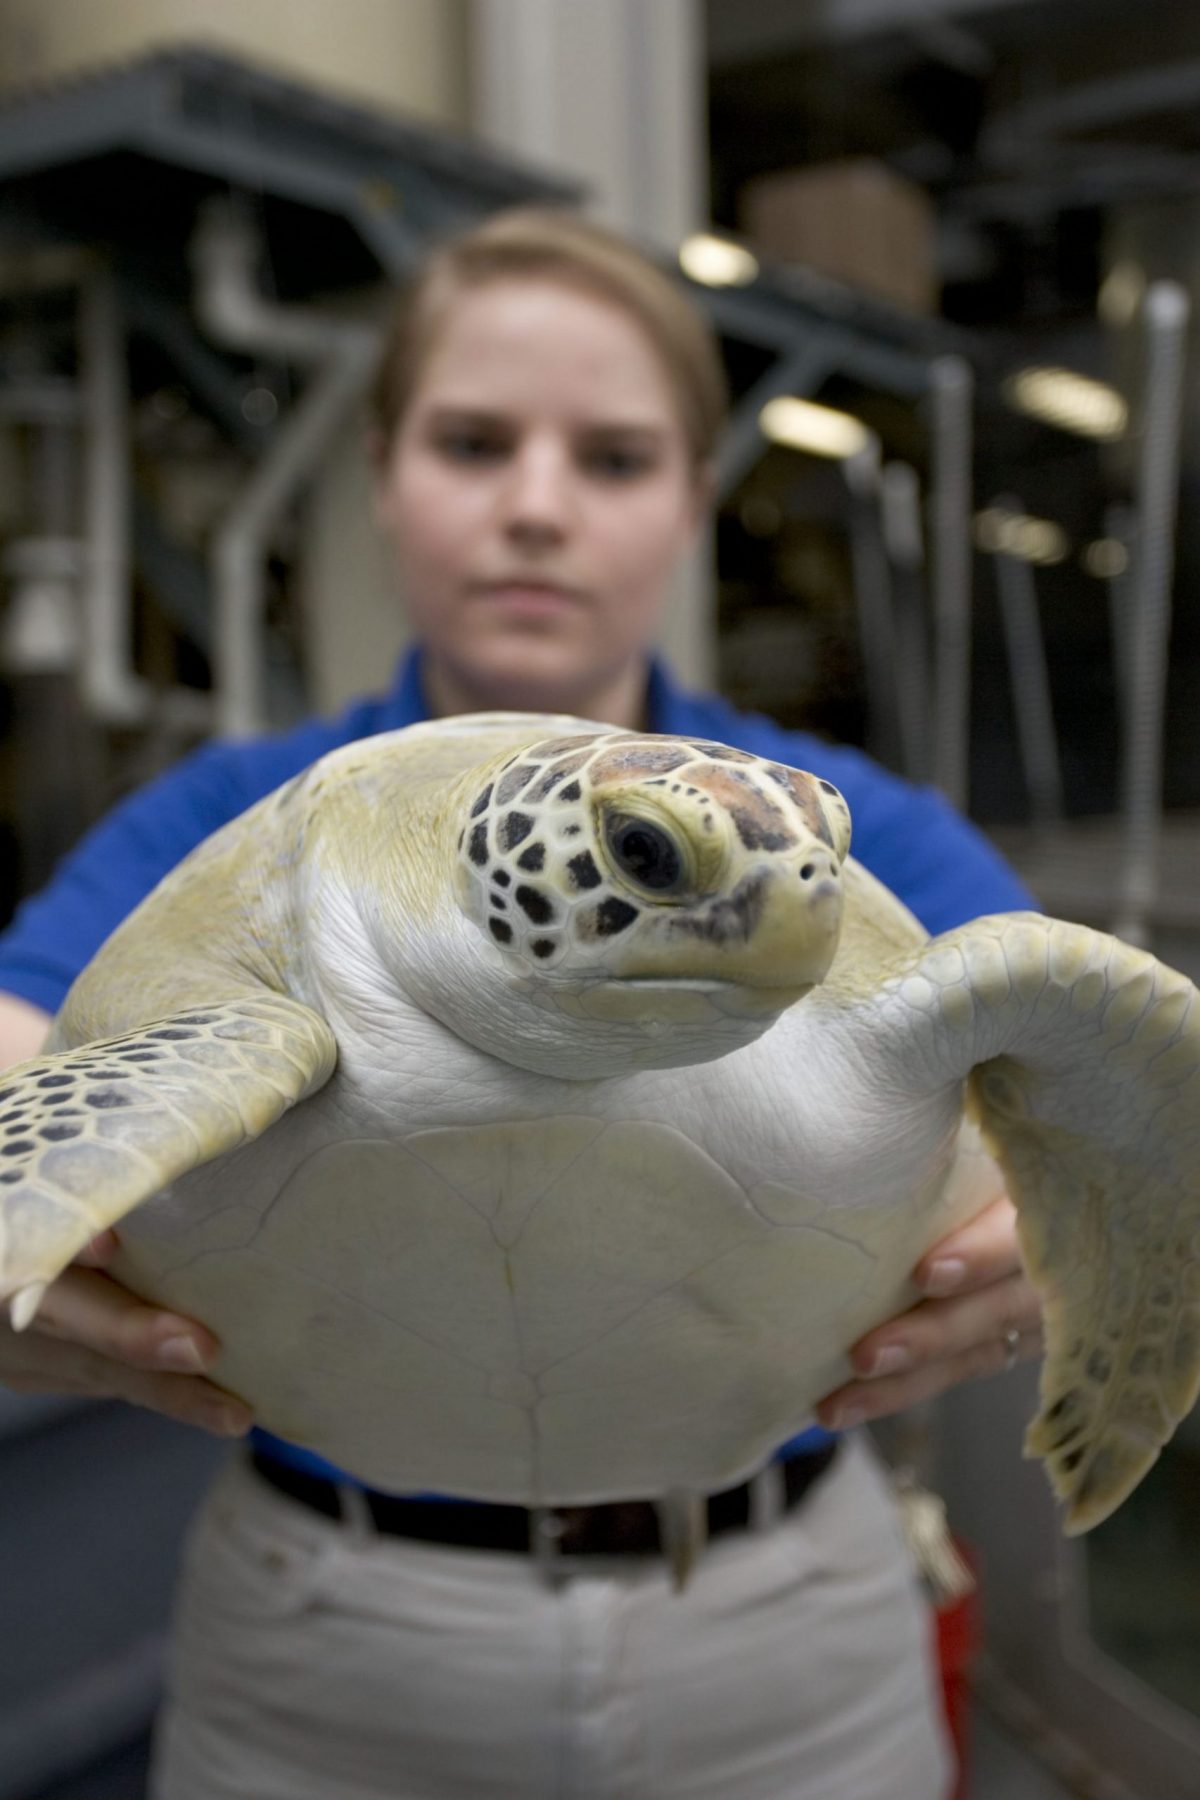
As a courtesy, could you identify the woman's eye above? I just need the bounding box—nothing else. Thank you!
[583,445,654,480]
[435,431,507,464]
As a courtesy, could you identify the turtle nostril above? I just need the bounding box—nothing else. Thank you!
[800,864,816,881]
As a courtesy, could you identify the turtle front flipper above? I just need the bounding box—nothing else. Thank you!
[871,914,1200,1534]
[0,995,336,1328]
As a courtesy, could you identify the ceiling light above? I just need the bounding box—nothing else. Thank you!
[679,233,759,287]
[1003,366,1128,441]
[759,396,870,460]
[1098,261,1146,329]
[1082,537,1130,579]
[974,507,1069,566]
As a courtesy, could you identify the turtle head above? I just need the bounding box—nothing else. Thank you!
[447,729,850,1075]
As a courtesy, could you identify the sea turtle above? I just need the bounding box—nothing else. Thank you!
[1,714,1198,1551]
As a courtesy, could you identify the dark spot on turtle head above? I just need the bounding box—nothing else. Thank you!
[593,897,639,936]
[563,825,581,838]
[87,1089,133,1109]
[516,885,555,925]
[122,1052,165,1064]
[1085,1349,1113,1384]
[500,812,534,851]
[489,918,513,945]
[0,1088,13,1104]
[729,805,798,854]
[457,830,464,851]
[526,750,592,802]
[146,1029,198,1042]
[567,850,602,891]
[493,868,511,889]
[1,1140,35,1156]
[496,764,538,805]
[37,1075,73,1089]
[531,734,604,759]
[492,896,507,912]
[531,938,557,959]
[558,781,582,804]
[0,1170,21,1183]
[1059,1447,1086,1474]
[41,1122,83,1143]
[523,765,567,803]
[0,1108,28,1124]
[516,842,546,873]
[468,823,488,867]
[670,872,767,946]
[683,739,755,763]
[470,783,494,818]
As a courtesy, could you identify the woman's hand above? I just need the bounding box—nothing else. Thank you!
[0,1230,253,1437]
[815,1194,1043,1429]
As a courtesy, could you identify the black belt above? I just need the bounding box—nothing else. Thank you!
[249,1443,838,1558]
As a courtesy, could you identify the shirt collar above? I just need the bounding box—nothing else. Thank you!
[381,647,686,736]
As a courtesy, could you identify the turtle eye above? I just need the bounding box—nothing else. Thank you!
[604,813,684,894]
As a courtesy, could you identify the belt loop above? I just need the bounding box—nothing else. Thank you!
[749,1462,785,1533]
[530,1507,572,1587]
[337,1481,375,1541]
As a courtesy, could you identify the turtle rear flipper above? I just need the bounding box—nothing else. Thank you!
[872,914,1200,1533]
[0,995,336,1327]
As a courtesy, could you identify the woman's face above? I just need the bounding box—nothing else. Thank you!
[373,278,709,719]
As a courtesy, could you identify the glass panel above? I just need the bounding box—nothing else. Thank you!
[1084,1429,1200,1718]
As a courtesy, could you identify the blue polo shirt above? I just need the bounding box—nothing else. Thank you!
[0,651,1034,1484]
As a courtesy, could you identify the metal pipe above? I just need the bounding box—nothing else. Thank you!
[929,355,975,809]
[842,436,903,771]
[79,265,145,723]
[881,460,930,782]
[191,201,379,367]
[1114,280,1190,944]
[211,339,378,736]
[190,202,382,736]
[990,496,1064,831]
[715,335,838,500]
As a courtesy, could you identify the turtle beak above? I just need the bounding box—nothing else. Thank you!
[666,850,843,996]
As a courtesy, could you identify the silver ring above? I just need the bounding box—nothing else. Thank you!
[1003,1328,1021,1371]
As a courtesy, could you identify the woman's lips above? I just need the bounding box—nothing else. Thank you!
[471,581,584,619]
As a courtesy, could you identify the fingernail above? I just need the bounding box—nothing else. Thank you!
[157,1336,210,1374]
[865,1344,912,1377]
[923,1258,967,1297]
[206,1404,252,1437]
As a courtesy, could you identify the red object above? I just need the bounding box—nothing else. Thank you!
[935,1544,981,1800]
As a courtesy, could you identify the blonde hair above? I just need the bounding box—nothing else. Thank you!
[369,207,728,470]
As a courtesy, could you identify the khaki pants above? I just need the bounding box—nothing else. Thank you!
[151,1435,952,1800]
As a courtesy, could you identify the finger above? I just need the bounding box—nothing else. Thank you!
[0,1323,253,1433]
[848,1269,1042,1382]
[913,1194,1023,1298]
[816,1324,1043,1428]
[28,1267,222,1374]
[75,1230,120,1269]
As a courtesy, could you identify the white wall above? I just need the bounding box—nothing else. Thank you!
[0,0,468,124]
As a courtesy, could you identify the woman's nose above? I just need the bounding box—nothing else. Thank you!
[500,444,575,543]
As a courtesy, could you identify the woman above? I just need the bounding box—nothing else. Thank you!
[0,209,1041,1799]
